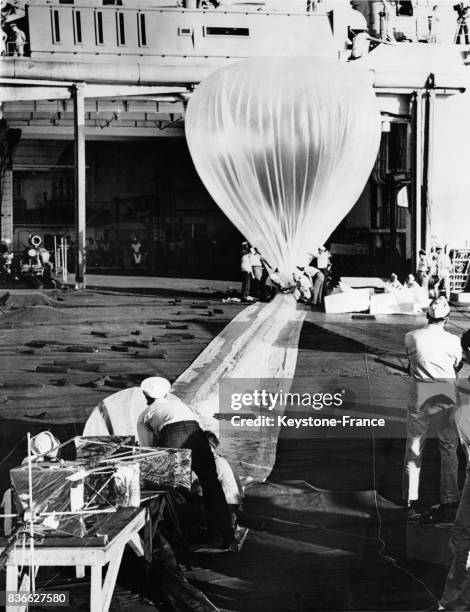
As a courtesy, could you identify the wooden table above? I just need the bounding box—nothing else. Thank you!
[1,495,166,612]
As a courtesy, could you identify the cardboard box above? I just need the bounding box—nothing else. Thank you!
[324,288,370,314]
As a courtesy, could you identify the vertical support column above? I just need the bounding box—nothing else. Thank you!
[90,565,102,612]
[411,91,423,271]
[73,83,86,290]
[1,169,13,246]
[422,88,435,252]
[366,0,383,38]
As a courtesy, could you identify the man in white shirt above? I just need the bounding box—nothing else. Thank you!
[384,273,403,292]
[140,377,234,549]
[416,249,429,290]
[131,236,142,266]
[315,246,330,302]
[436,245,452,301]
[293,265,324,305]
[403,297,463,519]
[240,243,253,301]
[316,246,330,271]
[9,23,26,57]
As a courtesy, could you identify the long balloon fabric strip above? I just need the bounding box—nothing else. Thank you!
[185,56,381,282]
[173,294,305,481]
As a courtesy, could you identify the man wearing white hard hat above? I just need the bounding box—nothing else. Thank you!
[403,296,463,520]
[139,377,234,549]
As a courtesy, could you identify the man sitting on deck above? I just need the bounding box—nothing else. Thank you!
[139,377,235,550]
[403,297,463,520]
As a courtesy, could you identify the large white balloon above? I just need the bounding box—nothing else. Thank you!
[185,57,381,281]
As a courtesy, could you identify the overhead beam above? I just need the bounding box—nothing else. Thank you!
[83,84,190,98]
[0,58,216,85]
[9,125,185,140]
[2,57,470,90]
[372,70,467,91]
[0,77,74,87]
[0,86,72,101]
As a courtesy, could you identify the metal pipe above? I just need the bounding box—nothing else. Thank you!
[73,83,86,290]
[0,58,222,85]
[372,70,467,91]
[422,89,435,253]
[2,59,468,91]
[411,90,423,269]
[62,237,68,284]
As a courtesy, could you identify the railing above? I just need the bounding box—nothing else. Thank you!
[4,41,29,57]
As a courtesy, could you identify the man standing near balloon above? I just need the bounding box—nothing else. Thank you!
[403,297,462,521]
[436,245,452,302]
[315,246,331,302]
[240,242,254,302]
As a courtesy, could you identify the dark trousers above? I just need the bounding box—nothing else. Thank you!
[319,268,329,301]
[241,271,251,299]
[440,403,470,609]
[160,421,234,539]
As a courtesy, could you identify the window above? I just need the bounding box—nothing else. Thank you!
[116,12,125,45]
[59,0,74,4]
[178,27,193,36]
[103,0,122,4]
[52,9,61,43]
[204,27,249,36]
[138,13,147,46]
[73,10,82,44]
[95,11,104,44]
[388,122,410,173]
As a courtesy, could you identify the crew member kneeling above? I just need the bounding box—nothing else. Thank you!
[140,377,234,549]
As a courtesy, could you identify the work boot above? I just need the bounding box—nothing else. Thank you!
[191,537,233,553]
[190,528,235,553]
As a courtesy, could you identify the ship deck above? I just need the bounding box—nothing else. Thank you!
[1,274,470,610]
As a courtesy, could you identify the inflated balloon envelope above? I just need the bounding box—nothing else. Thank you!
[185,56,382,283]
[180,59,381,477]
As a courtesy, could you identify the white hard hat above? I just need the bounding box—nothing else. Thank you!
[427,297,450,320]
[140,377,171,400]
[30,431,60,457]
